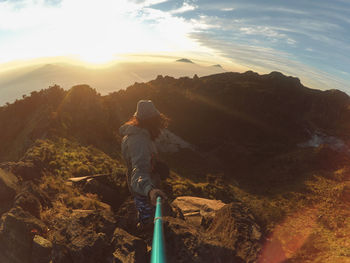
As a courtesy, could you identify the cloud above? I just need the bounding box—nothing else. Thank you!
[221,7,234,11]
[189,16,298,46]
[129,0,168,7]
[191,32,349,92]
[0,0,206,63]
[0,0,349,92]
[0,0,59,30]
[170,2,197,14]
[239,26,297,45]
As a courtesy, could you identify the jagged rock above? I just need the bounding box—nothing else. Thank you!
[82,174,129,210]
[50,208,116,263]
[172,196,225,228]
[111,227,148,263]
[162,200,262,263]
[31,235,52,263]
[207,202,262,263]
[115,197,184,237]
[0,168,18,201]
[5,161,42,181]
[14,181,52,219]
[114,198,139,235]
[20,181,52,209]
[0,168,18,214]
[163,216,244,263]
[0,207,47,263]
[14,191,42,219]
[69,231,111,263]
[83,179,123,210]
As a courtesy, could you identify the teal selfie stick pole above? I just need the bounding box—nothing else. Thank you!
[151,196,166,263]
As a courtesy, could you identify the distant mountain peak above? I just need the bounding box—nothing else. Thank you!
[211,64,223,68]
[42,63,58,68]
[176,58,194,64]
[39,63,61,71]
[210,64,226,71]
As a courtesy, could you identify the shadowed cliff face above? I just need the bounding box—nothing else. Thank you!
[1,71,350,262]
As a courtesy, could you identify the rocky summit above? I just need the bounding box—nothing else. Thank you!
[1,71,350,262]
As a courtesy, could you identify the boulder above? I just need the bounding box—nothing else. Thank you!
[14,180,52,219]
[31,235,52,263]
[80,174,129,210]
[68,231,111,263]
[83,178,124,210]
[5,161,42,181]
[162,200,262,263]
[14,191,42,219]
[0,168,18,202]
[0,168,18,214]
[0,207,47,263]
[19,181,52,209]
[50,208,117,263]
[207,202,262,263]
[172,196,225,227]
[115,197,184,237]
[163,216,244,263]
[114,198,139,236]
[111,228,148,263]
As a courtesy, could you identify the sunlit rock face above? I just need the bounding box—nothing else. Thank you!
[172,196,226,227]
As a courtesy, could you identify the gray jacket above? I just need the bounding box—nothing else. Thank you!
[119,124,158,197]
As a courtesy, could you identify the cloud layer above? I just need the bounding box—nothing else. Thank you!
[0,0,349,92]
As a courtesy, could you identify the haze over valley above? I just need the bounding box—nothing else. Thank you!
[0,58,225,105]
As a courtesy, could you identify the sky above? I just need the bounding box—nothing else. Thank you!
[0,0,349,92]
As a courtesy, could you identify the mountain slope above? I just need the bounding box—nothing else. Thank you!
[1,71,350,181]
[1,71,350,262]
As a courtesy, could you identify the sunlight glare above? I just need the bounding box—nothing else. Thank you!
[0,0,204,66]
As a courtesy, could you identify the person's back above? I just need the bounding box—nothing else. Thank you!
[119,100,168,228]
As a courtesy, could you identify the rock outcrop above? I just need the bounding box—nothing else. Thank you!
[0,168,18,215]
[111,228,148,263]
[31,235,53,263]
[207,202,262,262]
[164,201,262,263]
[0,207,47,263]
[172,196,225,227]
[81,173,129,210]
[4,161,42,181]
[50,208,116,263]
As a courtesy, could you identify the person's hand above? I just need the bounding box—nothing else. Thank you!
[148,188,167,206]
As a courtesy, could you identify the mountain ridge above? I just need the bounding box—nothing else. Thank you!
[0,60,226,105]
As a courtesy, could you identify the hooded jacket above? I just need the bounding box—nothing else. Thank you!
[119,124,158,197]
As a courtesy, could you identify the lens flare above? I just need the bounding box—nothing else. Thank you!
[259,207,318,263]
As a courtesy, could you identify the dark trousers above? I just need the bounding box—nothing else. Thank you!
[134,195,154,224]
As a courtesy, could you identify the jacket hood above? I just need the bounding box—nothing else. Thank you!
[119,124,149,137]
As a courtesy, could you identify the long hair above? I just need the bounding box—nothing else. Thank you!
[125,113,170,140]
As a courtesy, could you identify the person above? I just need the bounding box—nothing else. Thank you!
[119,100,168,228]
